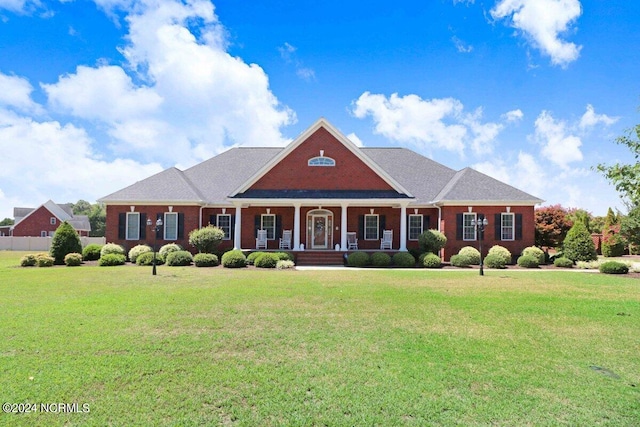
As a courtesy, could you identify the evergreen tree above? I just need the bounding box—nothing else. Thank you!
[563,221,598,262]
[49,221,83,265]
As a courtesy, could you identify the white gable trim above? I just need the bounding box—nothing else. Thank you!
[13,200,68,228]
[229,118,414,197]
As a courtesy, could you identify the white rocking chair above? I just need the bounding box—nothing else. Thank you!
[346,232,358,250]
[380,229,393,250]
[256,229,267,250]
[279,229,292,250]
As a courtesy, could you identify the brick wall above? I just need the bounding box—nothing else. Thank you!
[12,206,60,237]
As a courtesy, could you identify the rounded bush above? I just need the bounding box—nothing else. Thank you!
[483,253,506,269]
[82,244,103,261]
[488,245,512,265]
[189,225,225,254]
[101,243,125,257]
[422,252,442,268]
[553,257,574,268]
[128,244,152,263]
[246,251,264,265]
[599,261,629,274]
[517,255,539,268]
[166,250,194,266]
[458,246,481,265]
[347,251,370,267]
[34,253,54,267]
[521,246,545,265]
[50,221,83,265]
[221,250,247,268]
[64,252,83,267]
[418,230,447,254]
[194,253,219,267]
[98,254,126,266]
[392,252,416,268]
[254,253,280,268]
[20,254,37,267]
[136,252,164,266]
[159,243,182,261]
[450,254,472,268]
[273,252,294,262]
[370,252,391,267]
[276,260,295,270]
[563,221,597,262]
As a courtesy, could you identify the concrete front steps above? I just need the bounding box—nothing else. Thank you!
[295,251,346,266]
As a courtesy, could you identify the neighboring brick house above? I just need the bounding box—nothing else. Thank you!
[9,200,91,237]
[99,118,543,261]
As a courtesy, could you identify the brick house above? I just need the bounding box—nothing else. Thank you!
[99,118,543,261]
[9,200,91,237]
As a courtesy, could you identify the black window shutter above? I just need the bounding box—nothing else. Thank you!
[156,213,164,240]
[177,213,184,239]
[230,215,236,239]
[139,213,147,239]
[495,214,502,240]
[358,215,364,239]
[424,215,430,231]
[275,215,282,239]
[209,215,216,226]
[118,213,126,239]
[379,215,386,237]
[456,213,463,240]
[515,214,523,240]
[254,215,261,237]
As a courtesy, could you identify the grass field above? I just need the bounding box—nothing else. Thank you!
[0,251,638,426]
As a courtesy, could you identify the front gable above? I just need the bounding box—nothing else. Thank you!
[232,119,412,198]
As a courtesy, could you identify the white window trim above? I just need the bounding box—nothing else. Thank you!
[50,217,56,225]
[463,212,477,241]
[164,212,178,241]
[308,156,336,166]
[261,214,276,240]
[41,231,47,237]
[501,212,515,241]
[126,212,140,240]
[364,214,379,241]
[408,214,423,241]
[217,214,232,240]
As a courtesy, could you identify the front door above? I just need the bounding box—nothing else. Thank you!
[311,215,328,249]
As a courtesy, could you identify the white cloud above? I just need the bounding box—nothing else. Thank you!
[534,110,582,168]
[579,104,618,130]
[474,152,547,199]
[502,109,523,122]
[346,132,364,147]
[0,0,41,14]
[0,72,43,114]
[490,0,582,67]
[452,36,473,53]
[279,42,316,82]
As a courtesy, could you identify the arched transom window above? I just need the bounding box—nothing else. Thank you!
[308,156,335,166]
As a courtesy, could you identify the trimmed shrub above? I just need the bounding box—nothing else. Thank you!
[521,246,545,265]
[136,252,165,266]
[488,245,512,265]
[221,250,247,268]
[554,257,574,268]
[517,255,539,268]
[82,244,103,261]
[64,253,83,266]
[194,253,219,267]
[276,260,295,270]
[246,251,265,265]
[36,254,55,267]
[422,252,442,268]
[98,254,126,266]
[563,221,597,262]
[20,254,37,267]
[393,252,416,267]
[159,243,182,261]
[347,251,370,267]
[418,230,447,254]
[273,252,294,262]
[458,246,481,265]
[370,252,391,267]
[599,261,629,274]
[601,224,625,257]
[50,221,83,265]
[165,250,194,266]
[483,253,506,269]
[450,254,472,268]
[100,243,125,257]
[254,253,280,268]
[128,244,153,263]
[189,225,225,254]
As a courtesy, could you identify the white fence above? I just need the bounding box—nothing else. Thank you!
[0,237,106,251]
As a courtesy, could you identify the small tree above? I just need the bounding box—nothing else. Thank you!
[602,224,625,257]
[49,221,82,265]
[535,205,573,247]
[621,205,640,253]
[189,225,225,253]
[563,221,597,262]
[418,229,447,254]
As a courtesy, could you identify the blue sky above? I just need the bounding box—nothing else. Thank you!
[1,0,639,220]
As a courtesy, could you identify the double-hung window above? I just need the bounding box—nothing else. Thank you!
[501,213,515,241]
[364,214,379,240]
[463,213,477,241]
[261,214,276,240]
[217,214,232,240]
[408,214,423,241]
[164,212,178,241]
[50,217,57,225]
[126,212,140,240]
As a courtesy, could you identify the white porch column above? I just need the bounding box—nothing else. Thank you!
[233,205,242,250]
[293,203,301,250]
[399,204,408,251]
[340,203,348,250]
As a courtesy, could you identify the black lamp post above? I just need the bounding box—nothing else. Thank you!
[471,215,489,276]
[147,217,163,275]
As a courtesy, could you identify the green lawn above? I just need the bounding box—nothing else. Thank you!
[1,251,638,426]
